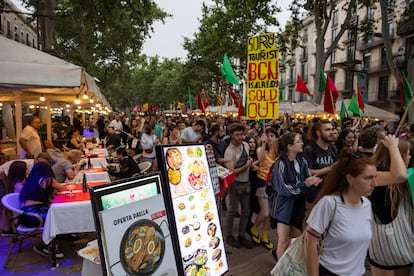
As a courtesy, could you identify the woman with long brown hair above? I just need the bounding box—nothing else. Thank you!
[304,150,376,276]
[269,131,322,260]
[249,128,279,250]
[369,138,414,276]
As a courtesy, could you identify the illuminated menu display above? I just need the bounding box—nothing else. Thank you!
[162,145,228,275]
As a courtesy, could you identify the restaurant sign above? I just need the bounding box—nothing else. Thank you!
[246,32,279,119]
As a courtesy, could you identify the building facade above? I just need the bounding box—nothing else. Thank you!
[280,0,414,117]
[0,0,37,48]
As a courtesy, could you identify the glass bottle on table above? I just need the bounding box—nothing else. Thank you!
[82,173,87,192]
[88,156,92,169]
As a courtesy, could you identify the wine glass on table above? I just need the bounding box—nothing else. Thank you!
[67,182,76,197]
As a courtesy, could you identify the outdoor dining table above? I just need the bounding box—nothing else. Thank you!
[43,168,110,267]
[85,147,109,157]
[80,156,108,169]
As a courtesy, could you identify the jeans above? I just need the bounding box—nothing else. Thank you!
[226,181,251,238]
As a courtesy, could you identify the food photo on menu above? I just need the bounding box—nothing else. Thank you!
[161,145,228,275]
[98,194,178,276]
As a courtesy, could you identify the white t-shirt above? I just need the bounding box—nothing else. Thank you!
[306,195,372,276]
[141,133,157,159]
[109,119,123,134]
[180,127,199,142]
[20,125,42,158]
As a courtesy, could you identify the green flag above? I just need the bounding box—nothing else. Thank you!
[187,87,193,109]
[407,168,414,210]
[339,99,348,127]
[348,94,361,116]
[319,70,327,93]
[401,72,413,110]
[221,53,240,85]
[279,86,284,101]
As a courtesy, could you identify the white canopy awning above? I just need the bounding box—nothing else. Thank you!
[0,36,111,155]
[0,36,110,107]
[292,100,400,122]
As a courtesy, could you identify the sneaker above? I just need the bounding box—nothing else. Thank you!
[226,235,240,248]
[261,240,274,250]
[33,243,65,259]
[33,243,49,257]
[237,236,253,249]
[54,247,65,259]
[2,228,13,236]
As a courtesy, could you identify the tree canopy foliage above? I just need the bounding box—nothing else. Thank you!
[183,0,280,94]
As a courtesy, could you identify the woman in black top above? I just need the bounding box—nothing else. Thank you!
[66,128,82,150]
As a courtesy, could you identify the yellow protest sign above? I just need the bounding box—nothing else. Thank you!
[247,33,279,119]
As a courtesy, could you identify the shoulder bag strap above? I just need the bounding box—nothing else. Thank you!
[319,196,338,252]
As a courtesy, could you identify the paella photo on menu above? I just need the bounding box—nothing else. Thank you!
[98,194,177,276]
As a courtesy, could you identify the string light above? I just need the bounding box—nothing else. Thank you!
[74,94,81,105]
[40,94,46,102]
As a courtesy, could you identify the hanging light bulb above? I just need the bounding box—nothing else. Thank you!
[74,94,81,105]
[89,96,94,104]
[82,91,88,100]
[40,94,46,102]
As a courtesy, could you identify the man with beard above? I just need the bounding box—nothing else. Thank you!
[303,119,338,203]
[224,123,254,249]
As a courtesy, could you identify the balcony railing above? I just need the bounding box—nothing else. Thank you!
[367,64,390,74]
[397,21,414,36]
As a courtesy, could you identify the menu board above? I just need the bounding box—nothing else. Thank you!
[99,194,177,276]
[159,144,228,275]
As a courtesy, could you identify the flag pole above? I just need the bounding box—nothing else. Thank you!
[200,91,206,113]
[330,89,335,114]
[219,86,223,115]
[394,97,414,135]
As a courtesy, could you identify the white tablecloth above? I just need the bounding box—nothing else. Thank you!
[73,170,111,184]
[42,200,95,245]
[85,148,108,157]
[81,157,108,169]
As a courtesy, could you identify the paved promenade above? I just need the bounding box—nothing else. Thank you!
[2,207,408,276]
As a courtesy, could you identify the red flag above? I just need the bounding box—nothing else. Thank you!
[197,90,205,113]
[237,97,245,118]
[295,75,311,95]
[154,103,160,111]
[356,87,365,112]
[148,104,153,113]
[324,75,339,114]
[204,91,209,108]
[229,87,239,107]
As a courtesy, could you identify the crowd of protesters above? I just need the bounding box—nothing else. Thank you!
[2,110,414,274]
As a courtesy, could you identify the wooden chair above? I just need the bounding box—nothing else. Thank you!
[1,193,44,267]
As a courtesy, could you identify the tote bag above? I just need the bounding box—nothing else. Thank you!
[271,197,338,276]
[369,190,414,266]
[270,235,306,276]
